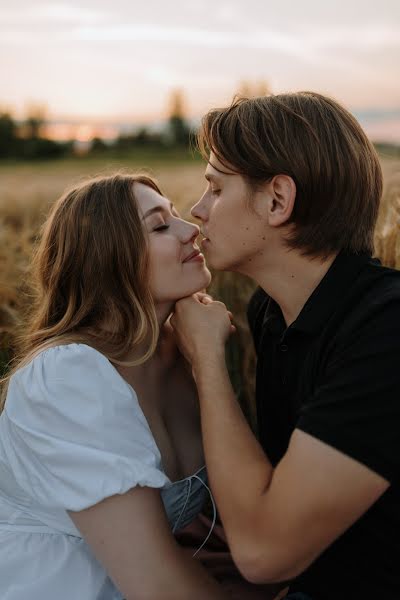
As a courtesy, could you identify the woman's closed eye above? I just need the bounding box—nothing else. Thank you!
[153,224,170,232]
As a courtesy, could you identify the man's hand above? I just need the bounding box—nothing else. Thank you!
[170,293,236,366]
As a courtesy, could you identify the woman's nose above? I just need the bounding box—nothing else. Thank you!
[182,221,200,244]
[190,222,200,241]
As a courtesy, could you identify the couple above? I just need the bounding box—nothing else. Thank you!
[0,91,399,600]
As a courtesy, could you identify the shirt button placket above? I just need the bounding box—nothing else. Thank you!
[279,342,289,385]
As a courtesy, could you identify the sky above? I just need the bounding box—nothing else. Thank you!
[1,0,400,142]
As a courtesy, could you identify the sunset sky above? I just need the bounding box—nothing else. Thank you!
[1,0,399,142]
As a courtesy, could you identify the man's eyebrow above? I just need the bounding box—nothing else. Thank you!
[142,201,174,220]
[205,173,219,183]
[205,161,236,180]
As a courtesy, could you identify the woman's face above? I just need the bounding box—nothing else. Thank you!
[135,183,211,304]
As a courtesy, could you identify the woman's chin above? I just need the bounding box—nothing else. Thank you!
[187,268,212,291]
[175,273,213,300]
[153,270,212,305]
[201,268,212,290]
[202,268,212,288]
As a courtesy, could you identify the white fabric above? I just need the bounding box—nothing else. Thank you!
[0,344,178,599]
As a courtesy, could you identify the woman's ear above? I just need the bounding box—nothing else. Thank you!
[266,175,296,227]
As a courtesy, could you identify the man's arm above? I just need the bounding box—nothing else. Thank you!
[194,350,388,582]
[171,296,390,584]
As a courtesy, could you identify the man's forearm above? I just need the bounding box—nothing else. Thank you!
[193,350,274,548]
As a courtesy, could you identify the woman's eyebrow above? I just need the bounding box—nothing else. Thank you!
[142,201,174,220]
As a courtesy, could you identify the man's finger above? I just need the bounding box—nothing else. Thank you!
[195,292,214,304]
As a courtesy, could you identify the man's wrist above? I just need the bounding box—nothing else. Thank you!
[191,346,227,379]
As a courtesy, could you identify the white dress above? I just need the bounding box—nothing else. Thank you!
[0,344,211,600]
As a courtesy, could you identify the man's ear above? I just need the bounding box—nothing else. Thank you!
[266,175,296,227]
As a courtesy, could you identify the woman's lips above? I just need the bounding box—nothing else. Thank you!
[182,249,205,263]
[185,253,205,263]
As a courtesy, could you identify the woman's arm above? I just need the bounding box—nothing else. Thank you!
[68,485,227,600]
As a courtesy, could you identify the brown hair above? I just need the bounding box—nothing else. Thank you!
[1,172,161,409]
[198,91,383,258]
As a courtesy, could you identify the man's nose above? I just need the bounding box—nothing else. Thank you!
[191,195,207,221]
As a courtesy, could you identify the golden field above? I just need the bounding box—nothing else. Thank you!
[0,153,399,425]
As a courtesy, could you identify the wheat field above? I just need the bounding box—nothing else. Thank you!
[1,154,399,424]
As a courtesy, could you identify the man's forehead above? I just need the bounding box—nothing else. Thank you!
[205,154,236,179]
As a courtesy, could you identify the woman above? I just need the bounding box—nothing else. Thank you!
[0,173,228,600]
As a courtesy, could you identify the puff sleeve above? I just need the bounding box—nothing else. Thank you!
[2,344,170,511]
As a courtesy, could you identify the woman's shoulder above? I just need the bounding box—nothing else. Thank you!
[7,342,136,421]
[21,342,108,367]
[3,342,170,512]
[14,343,125,387]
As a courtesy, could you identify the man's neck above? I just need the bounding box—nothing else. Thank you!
[250,250,338,327]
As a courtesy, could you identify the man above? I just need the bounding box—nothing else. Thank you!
[171,92,400,600]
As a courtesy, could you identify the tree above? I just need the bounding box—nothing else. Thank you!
[256,80,271,97]
[90,137,108,153]
[238,79,271,98]
[0,112,18,158]
[24,103,46,140]
[167,89,190,146]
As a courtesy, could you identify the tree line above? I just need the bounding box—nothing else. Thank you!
[0,109,73,160]
[0,90,192,161]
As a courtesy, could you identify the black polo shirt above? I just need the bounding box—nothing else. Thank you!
[247,251,400,600]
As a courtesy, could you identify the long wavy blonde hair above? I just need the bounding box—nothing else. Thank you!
[1,172,161,409]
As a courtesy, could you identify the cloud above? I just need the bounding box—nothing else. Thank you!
[1,2,109,24]
[2,19,399,55]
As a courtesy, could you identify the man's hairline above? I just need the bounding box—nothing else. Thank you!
[206,159,237,178]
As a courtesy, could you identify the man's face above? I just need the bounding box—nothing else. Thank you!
[191,153,270,273]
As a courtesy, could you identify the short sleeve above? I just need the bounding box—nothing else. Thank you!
[297,298,400,483]
[2,344,170,511]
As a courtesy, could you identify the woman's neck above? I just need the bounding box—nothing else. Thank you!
[118,300,177,373]
[154,301,174,329]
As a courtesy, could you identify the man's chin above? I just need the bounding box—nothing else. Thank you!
[202,247,235,273]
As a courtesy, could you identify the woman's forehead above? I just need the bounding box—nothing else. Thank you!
[135,183,168,209]
[134,183,174,220]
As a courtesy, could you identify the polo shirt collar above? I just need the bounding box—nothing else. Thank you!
[263,251,373,336]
